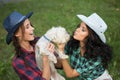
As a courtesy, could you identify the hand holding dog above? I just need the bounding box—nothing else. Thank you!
[47,43,55,53]
[57,43,66,53]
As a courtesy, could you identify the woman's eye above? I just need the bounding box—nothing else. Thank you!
[26,26,29,29]
[26,24,31,29]
[82,29,85,32]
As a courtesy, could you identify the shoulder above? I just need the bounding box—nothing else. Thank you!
[30,37,40,45]
[12,54,29,71]
[12,55,24,67]
[33,37,40,43]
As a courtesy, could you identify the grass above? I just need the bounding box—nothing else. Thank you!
[0,0,120,80]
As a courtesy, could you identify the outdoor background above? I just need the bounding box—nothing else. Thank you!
[0,0,120,80]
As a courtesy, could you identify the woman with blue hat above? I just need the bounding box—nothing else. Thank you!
[3,11,52,80]
[56,13,113,80]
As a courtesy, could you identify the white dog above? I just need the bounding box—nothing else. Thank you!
[35,26,70,80]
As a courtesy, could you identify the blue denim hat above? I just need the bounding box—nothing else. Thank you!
[3,11,33,45]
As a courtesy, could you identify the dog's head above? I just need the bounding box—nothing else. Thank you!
[44,26,70,60]
[46,26,70,44]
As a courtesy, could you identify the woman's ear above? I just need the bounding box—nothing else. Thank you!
[15,33,20,37]
[15,28,22,37]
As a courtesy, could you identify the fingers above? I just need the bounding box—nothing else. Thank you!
[47,43,55,53]
[42,55,49,61]
[57,43,65,52]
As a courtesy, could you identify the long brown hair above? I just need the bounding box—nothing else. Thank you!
[12,22,25,57]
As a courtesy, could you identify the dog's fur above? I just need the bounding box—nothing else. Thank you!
[35,26,70,80]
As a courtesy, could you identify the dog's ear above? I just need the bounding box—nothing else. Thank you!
[51,26,55,29]
[51,32,58,43]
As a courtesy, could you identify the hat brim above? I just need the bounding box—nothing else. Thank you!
[6,12,33,44]
[77,15,106,43]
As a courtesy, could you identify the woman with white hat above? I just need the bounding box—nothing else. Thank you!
[3,11,53,80]
[57,13,113,80]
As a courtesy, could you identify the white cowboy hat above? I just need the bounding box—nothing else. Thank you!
[77,13,107,43]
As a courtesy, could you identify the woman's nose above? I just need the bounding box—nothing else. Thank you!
[32,27,34,30]
[76,28,79,31]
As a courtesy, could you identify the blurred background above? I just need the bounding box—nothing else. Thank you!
[0,0,120,80]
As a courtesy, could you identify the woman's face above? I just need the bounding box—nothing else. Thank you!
[15,19,35,42]
[73,22,89,42]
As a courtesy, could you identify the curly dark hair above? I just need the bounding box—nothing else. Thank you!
[67,23,113,68]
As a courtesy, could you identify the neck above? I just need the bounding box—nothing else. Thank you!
[80,41,85,48]
[80,41,86,56]
[20,41,33,51]
[44,33,53,41]
[43,35,51,42]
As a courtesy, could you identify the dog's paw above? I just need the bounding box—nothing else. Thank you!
[58,53,68,59]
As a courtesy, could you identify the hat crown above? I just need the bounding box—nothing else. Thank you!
[88,13,107,33]
[3,11,25,32]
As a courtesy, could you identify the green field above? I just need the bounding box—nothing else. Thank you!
[0,0,120,80]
